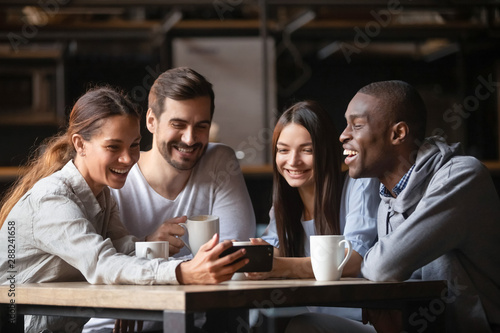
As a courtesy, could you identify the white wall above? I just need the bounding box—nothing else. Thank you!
[173,37,276,166]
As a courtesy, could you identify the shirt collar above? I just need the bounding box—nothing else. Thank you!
[380,164,416,198]
[63,160,106,218]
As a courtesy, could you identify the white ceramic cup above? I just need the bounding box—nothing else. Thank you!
[310,235,352,281]
[179,215,220,255]
[135,241,169,259]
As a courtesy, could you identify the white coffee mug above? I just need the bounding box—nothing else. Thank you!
[135,241,169,259]
[179,215,219,255]
[310,235,352,281]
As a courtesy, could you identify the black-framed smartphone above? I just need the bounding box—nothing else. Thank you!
[220,244,274,272]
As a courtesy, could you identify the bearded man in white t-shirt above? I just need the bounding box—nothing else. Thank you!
[112,67,256,257]
[85,67,256,333]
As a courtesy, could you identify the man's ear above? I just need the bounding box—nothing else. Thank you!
[72,134,85,156]
[145,108,157,134]
[391,121,409,145]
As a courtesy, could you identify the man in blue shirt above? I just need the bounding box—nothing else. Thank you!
[287,80,500,333]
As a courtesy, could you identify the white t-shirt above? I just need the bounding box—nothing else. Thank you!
[111,142,256,258]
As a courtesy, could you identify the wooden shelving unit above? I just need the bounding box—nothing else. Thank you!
[0,1,499,173]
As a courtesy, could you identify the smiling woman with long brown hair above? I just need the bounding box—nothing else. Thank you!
[250,100,380,277]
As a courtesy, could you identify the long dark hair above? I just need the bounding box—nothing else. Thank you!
[272,100,343,257]
[0,86,140,228]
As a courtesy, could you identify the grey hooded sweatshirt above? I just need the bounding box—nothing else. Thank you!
[361,136,500,333]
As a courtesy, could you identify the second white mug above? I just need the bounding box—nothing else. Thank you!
[180,215,219,255]
[135,241,169,259]
[310,235,352,281]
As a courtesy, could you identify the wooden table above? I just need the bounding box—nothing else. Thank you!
[0,278,447,332]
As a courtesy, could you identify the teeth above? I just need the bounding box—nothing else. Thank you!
[177,147,194,153]
[343,149,358,156]
[110,168,128,174]
[288,170,305,175]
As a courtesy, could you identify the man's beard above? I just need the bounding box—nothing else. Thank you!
[159,140,206,171]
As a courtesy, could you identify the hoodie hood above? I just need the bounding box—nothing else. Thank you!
[387,136,464,213]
